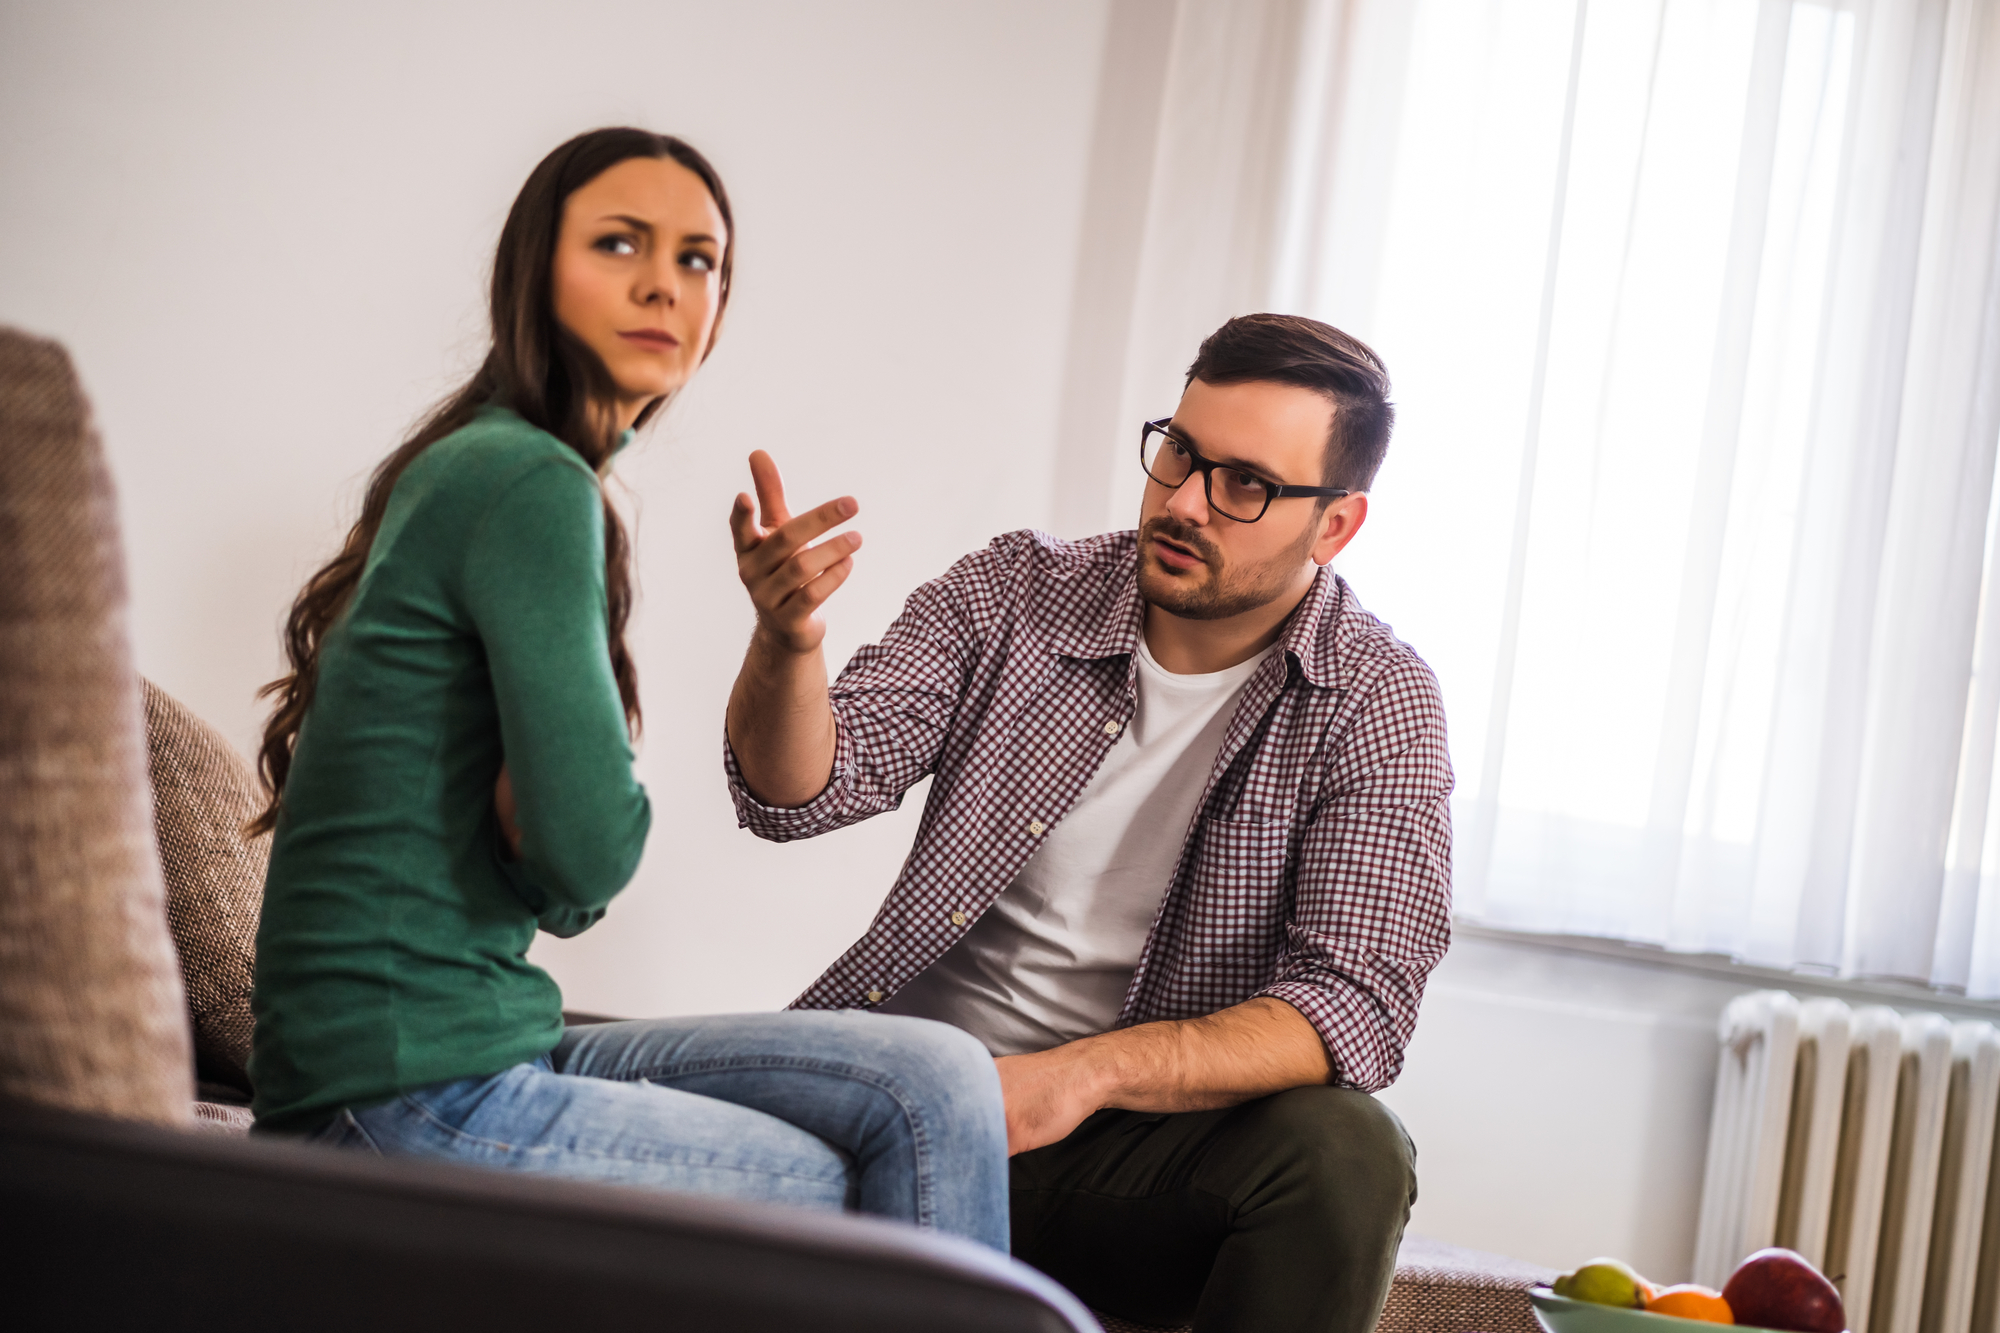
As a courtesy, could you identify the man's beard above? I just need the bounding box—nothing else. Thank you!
[1135,515,1318,622]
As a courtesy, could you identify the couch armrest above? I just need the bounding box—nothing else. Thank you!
[0,1098,1098,1332]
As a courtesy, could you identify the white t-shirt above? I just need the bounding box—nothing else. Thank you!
[878,637,1276,1055]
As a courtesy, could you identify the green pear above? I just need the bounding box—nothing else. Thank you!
[1554,1258,1650,1308]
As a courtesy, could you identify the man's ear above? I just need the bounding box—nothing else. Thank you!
[1311,493,1369,567]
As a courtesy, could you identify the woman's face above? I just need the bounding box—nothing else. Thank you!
[551,156,728,431]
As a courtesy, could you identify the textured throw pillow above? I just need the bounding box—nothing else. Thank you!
[0,326,194,1125]
[143,680,268,1095]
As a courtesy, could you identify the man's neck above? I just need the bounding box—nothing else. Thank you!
[1141,570,1319,675]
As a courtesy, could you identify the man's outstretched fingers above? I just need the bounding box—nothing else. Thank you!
[744,496,860,579]
[769,531,864,604]
[729,492,763,555]
[749,450,793,530]
[776,497,859,554]
[788,555,856,614]
[778,495,859,545]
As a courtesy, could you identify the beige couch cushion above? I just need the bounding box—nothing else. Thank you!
[0,327,193,1125]
[144,680,267,1093]
[1376,1235,1555,1333]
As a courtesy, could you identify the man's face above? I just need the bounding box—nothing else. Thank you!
[1136,378,1347,621]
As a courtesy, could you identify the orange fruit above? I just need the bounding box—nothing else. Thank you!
[1647,1285,1733,1324]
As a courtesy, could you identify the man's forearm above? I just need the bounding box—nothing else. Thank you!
[726,629,838,809]
[994,996,1336,1154]
[1049,997,1333,1111]
[1091,996,1335,1111]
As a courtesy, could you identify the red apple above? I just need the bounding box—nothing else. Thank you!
[1721,1248,1846,1333]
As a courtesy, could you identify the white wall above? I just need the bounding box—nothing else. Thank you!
[1382,935,1728,1279]
[0,0,1112,1016]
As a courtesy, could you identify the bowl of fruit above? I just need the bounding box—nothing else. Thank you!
[1531,1248,1847,1333]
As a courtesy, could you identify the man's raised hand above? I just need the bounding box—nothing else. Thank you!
[729,451,862,656]
[723,452,853,807]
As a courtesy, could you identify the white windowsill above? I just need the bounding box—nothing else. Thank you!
[1452,917,2000,1023]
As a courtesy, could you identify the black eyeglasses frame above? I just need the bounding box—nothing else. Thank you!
[1138,418,1351,523]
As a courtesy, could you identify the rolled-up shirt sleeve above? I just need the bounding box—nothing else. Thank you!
[1256,651,1454,1092]
[726,552,980,842]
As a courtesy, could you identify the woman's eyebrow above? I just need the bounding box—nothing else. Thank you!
[594,218,721,249]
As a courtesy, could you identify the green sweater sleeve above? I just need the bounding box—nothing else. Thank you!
[461,457,651,927]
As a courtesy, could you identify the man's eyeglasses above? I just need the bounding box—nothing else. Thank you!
[1139,418,1349,524]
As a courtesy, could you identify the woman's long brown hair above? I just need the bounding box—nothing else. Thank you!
[249,128,735,835]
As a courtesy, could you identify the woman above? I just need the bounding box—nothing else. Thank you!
[247,128,1008,1249]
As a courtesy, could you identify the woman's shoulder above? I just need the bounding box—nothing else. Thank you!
[408,407,599,509]
[437,405,594,477]
[373,409,601,569]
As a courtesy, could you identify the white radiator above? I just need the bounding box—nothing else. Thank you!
[1694,991,2000,1333]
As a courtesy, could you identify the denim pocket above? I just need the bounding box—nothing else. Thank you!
[309,1107,383,1154]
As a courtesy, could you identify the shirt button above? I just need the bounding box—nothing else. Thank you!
[950,910,967,926]
[1029,820,1046,835]
[1104,720,1121,735]
[865,989,884,1004]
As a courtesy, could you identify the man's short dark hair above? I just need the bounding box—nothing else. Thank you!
[1183,313,1395,493]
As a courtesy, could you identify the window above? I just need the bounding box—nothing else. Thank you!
[1291,0,2000,989]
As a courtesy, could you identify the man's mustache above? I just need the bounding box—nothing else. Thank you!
[1142,517,1219,570]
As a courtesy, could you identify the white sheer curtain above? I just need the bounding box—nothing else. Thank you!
[1084,0,2000,991]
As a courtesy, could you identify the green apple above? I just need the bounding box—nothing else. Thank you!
[1554,1258,1652,1308]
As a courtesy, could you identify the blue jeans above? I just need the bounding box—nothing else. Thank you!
[310,1010,1010,1251]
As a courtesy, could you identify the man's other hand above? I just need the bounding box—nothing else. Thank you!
[729,450,862,655]
[995,1047,1107,1156]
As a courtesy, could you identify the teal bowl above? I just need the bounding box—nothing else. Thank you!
[1529,1288,1789,1333]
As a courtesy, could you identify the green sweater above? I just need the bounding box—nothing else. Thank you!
[250,405,651,1133]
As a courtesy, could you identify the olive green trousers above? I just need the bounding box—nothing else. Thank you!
[1009,1086,1417,1333]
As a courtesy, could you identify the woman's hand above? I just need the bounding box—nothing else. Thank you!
[729,450,861,656]
[495,764,523,859]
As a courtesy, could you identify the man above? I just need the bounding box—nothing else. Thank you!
[723,314,1452,1333]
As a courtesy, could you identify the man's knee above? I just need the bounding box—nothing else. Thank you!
[1226,1085,1417,1221]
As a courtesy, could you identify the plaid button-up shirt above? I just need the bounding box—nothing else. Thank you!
[725,528,1453,1092]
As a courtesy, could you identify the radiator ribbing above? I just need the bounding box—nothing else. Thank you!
[1695,992,1999,1333]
